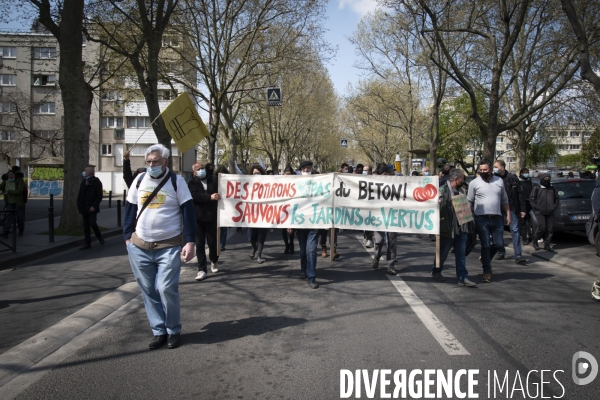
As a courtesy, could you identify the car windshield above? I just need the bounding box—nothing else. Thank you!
[552,181,596,199]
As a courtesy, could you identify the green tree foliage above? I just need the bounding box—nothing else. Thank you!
[527,136,559,168]
[557,153,584,169]
[580,127,600,164]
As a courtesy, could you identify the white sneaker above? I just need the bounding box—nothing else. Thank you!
[211,262,219,273]
[195,271,207,281]
[365,239,373,248]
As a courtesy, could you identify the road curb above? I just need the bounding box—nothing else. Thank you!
[2,228,123,271]
[0,281,140,389]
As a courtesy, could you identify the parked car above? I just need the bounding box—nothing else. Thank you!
[531,177,595,232]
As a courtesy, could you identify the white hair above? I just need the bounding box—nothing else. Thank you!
[145,144,170,159]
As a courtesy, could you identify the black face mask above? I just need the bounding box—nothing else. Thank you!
[541,180,551,187]
[479,171,490,179]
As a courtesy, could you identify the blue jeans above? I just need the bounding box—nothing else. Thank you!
[432,232,468,281]
[498,211,521,258]
[297,229,318,282]
[474,215,504,274]
[127,242,182,336]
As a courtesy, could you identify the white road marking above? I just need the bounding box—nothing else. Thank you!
[356,235,470,356]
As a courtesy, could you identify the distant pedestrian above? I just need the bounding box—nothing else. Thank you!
[76,167,104,249]
[247,165,268,263]
[371,164,399,276]
[467,160,510,283]
[123,144,196,349]
[189,162,221,281]
[529,173,559,252]
[518,168,536,245]
[0,170,25,238]
[282,166,296,254]
[493,160,527,264]
[431,169,477,287]
[295,160,320,288]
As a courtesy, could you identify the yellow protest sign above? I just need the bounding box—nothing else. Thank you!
[160,92,209,153]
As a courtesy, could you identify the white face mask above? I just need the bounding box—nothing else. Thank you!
[301,171,311,175]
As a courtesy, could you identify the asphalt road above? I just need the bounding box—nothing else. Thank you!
[2,229,599,399]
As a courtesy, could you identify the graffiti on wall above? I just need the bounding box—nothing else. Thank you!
[29,166,64,197]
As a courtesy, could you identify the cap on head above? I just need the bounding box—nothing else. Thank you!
[378,164,394,175]
[299,160,313,169]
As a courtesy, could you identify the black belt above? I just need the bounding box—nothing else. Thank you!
[477,214,502,218]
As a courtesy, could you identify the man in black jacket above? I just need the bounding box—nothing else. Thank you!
[188,162,221,281]
[76,166,104,250]
[529,173,559,251]
[493,160,527,264]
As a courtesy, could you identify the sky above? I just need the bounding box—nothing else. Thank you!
[324,0,380,96]
[0,0,378,97]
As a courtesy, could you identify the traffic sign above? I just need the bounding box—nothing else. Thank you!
[267,87,282,106]
[340,139,348,147]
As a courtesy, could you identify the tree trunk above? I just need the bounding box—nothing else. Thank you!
[53,0,94,234]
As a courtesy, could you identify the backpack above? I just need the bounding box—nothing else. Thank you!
[135,172,178,192]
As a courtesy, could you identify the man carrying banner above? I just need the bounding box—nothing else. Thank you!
[431,169,477,287]
[467,160,510,283]
[296,160,320,289]
[371,164,399,276]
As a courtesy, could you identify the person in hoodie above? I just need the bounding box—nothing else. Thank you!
[76,166,104,249]
[518,168,536,245]
[529,173,559,251]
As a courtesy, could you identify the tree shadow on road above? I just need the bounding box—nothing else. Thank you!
[183,316,307,345]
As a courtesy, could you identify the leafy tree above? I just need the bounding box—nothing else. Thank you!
[527,135,559,168]
[557,153,584,169]
[580,127,600,164]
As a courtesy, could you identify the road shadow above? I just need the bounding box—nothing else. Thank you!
[183,316,307,344]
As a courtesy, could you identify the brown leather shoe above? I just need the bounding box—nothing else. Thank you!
[321,246,327,258]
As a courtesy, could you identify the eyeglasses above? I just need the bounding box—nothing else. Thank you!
[146,158,163,166]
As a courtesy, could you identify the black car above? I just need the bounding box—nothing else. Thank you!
[531,177,595,232]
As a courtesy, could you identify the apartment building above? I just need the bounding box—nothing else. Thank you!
[0,26,197,195]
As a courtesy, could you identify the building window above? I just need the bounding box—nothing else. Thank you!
[33,102,56,114]
[162,35,180,48]
[570,144,581,150]
[101,90,123,101]
[0,75,17,86]
[506,157,515,163]
[506,143,513,150]
[101,144,112,155]
[33,47,57,59]
[101,116,123,128]
[114,128,124,140]
[32,74,57,86]
[33,130,56,140]
[0,131,16,141]
[570,131,580,137]
[158,90,178,101]
[0,47,16,58]
[127,116,152,128]
[0,102,17,113]
[496,137,504,143]
[128,144,147,155]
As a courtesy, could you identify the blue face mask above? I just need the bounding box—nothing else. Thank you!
[82,171,87,177]
[423,171,430,176]
[493,168,500,175]
[523,173,530,179]
[362,171,368,175]
[196,169,207,179]
[149,165,163,177]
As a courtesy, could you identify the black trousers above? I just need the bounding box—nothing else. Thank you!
[82,212,102,244]
[196,220,219,272]
[534,213,554,246]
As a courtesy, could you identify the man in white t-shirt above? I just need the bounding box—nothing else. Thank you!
[123,144,196,350]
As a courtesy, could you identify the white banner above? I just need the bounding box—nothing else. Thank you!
[218,173,439,234]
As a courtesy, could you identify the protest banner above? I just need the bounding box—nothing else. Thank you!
[218,173,439,234]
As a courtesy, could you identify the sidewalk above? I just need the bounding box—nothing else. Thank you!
[1,205,124,270]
